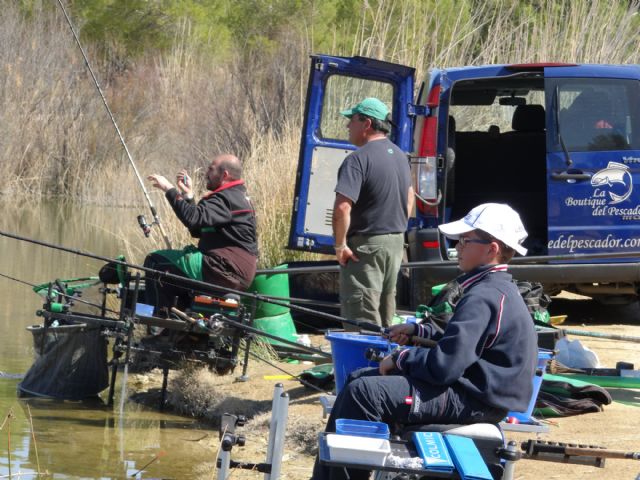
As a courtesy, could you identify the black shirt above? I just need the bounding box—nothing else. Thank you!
[165,180,258,256]
[335,138,411,236]
[165,181,258,287]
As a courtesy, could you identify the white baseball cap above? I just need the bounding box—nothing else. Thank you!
[439,203,528,256]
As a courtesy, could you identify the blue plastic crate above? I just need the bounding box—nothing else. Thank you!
[335,419,390,439]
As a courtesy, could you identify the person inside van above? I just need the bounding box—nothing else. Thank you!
[562,89,628,150]
[311,203,537,480]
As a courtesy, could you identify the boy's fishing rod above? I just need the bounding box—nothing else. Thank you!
[55,0,172,249]
[256,250,640,275]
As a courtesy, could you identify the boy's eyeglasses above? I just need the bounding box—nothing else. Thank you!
[457,236,492,247]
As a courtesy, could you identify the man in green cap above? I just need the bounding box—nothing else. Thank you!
[333,97,414,328]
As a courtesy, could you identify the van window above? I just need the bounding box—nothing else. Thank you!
[549,78,640,151]
[446,76,548,256]
[320,75,394,141]
[450,90,545,133]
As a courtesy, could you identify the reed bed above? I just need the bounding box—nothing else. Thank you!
[2,0,640,267]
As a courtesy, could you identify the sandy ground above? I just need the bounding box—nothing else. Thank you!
[137,294,640,480]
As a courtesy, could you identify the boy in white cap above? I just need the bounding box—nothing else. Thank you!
[311,203,537,480]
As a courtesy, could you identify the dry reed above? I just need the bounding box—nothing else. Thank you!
[3,0,640,268]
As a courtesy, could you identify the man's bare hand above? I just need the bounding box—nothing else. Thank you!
[176,169,193,197]
[335,246,359,266]
[148,174,174,192]
[387,323,415,346]
[378,355,397,375]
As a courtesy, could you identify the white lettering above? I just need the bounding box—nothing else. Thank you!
[565,197,607,207]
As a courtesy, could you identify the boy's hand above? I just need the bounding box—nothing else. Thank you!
[378,355,397,375]
[387,323,415,345]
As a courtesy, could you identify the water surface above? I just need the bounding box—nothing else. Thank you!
[0,201,216,479]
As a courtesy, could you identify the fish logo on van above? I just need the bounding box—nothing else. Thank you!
[591,161,633,205]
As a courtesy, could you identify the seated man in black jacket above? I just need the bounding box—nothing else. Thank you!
[311,203,537,480]
[144,154,258,315]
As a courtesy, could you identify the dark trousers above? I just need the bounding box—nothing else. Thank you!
[143,253,194,315]
[143,253,251,315]
[311,368,506,480]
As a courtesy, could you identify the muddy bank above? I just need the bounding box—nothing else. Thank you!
[128,359,326,477]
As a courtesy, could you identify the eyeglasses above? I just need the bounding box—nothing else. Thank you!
[457,236,492,247]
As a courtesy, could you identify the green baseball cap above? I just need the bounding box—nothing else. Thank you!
[340,97,390,122]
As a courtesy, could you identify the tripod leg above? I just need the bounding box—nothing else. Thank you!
[160,366,169,411]
[237,334,252,382]
[107,360,118,407]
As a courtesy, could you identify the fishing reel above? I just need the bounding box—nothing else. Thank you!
[365,347,387,363]
[35,280,74,323]
[137,215,154,237]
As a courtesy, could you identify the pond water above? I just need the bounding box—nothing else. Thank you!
[0,201,215,479]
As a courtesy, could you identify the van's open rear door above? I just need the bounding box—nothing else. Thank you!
[288,55,414,253]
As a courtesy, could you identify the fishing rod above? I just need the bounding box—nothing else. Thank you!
[246,350,330,394]
[0,228,385,335]
[0,271,118,315]
[8,226,640,349]
[55,0,172,250]
[170,307,330,358]
[256,250,640,275]
[7,227,640,349]
[558,328,640,344]
[171,308,332,391]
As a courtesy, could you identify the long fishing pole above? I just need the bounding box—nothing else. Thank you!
[559,328,640,344]
[0,228,384,335]
[55,0,172,249]
[7,226,640,342]
[246,350,330,394]
[256,250,640,275]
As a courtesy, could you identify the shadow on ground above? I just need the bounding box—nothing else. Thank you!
[549,297,640,325]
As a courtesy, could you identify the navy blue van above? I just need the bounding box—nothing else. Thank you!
[289,55,640,304]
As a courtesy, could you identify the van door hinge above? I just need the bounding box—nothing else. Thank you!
[408,104,429,117]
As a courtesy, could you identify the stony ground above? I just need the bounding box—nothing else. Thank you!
[132,294,640,480]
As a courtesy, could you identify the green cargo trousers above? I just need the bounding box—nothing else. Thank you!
[339,233,405,329]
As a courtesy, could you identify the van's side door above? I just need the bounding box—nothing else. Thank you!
[288,55,415,253]
[545,67,640,258]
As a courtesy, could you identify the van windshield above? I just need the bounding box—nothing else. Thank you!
[549,78,640,152]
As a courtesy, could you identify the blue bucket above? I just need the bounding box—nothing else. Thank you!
[507,349,554,423]
[326,332,397,394]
